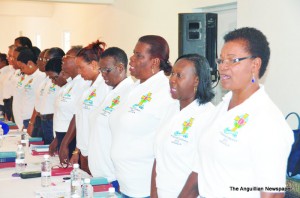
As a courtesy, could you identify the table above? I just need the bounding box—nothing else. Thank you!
[0,130,90,198]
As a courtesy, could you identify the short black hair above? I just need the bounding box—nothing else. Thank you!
[175,53,215,105]
[224,27,270,78]
[46,47,65,59]
[17,48,37,64]
[15,36,32,48]
[101,47,128,71]
[45,58,62,74]
[0,53,8,65]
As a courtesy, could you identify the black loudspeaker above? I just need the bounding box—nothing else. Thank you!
[179,13,218,82]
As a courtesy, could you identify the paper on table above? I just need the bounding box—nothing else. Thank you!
[35,185,70,198]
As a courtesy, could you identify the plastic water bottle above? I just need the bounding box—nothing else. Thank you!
[41,154,51,187]
[15,144,26,173]
[107,187,117,198]
[70,163,81,198]
[82,178,93,198]
[0,125,4,147]
[21,132,28,148]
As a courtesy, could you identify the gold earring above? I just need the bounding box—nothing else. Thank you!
[29,65,32,68]
[151,67,154,74]
[194,86,197,94]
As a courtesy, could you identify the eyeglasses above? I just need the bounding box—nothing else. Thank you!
[215,56,256,66]
[63,55,76,59]
[99,66,115,73]
[49,75,59,82]
[42,58,50,62]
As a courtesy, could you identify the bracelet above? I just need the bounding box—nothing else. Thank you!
[72,150,80,155]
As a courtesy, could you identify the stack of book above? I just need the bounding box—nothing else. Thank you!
[30,145,49,156]
[0,151,16,168]
[28,137,44,146]
[90,177,113,192]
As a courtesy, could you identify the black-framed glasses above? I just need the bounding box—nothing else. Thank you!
[63,55,76,59]
[49,75,59,82]
[99,66,115,73]
[215,56,256,66]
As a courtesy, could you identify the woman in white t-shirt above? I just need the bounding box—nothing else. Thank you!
[16,48,46,129]
[109,35,176,198]
[53,47,91,164]
[151,54,215,198]
[69,40,111,174]
[2,45,16,122]
[88,47,134,191]
[11,46,27,130]
[180,27,294,198]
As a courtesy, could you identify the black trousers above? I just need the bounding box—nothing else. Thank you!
[3,97,14,122]
[56,131,77,159]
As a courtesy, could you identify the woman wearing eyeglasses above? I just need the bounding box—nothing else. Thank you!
[109,35,176,198]
[51,47,90,163]
[69,40,111,174]
[87,47,134,191]
[27,48,65,145]
[180,27,294,198]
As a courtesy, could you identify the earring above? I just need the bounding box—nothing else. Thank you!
[151,67,154,74]
[29,65,32,69]
[194,86,197,94]
[251,73,255,83]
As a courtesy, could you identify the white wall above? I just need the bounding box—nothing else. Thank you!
[0,0,299,127]
[237,0,300,127]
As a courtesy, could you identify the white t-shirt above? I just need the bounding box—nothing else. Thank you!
[0,65,15,105]
[154,100,215,197]
[34,76,50,113]
[109,71,177,197]
[194,86,294,198]
[12,70,26,129]
[2,65,16,100]
[76,74,111,156]
[21,70,46,120]
[39,80,61,115]
[53,75,91,132]
[88,77,134,181]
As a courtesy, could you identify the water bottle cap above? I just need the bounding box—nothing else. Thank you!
[108,187,115,193]
[73,163,79,168]
[18,144,22,148]
[84,178,90,183]
[43,154,50,159]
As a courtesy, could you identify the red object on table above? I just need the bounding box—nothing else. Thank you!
[93,183,113,192]
[0,162,15,168]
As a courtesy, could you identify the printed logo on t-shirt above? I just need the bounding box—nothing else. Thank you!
[61,87,73,102]
[17,75,25,88]
[223,113,249,138]
[83,89,96,109]
[171,117,194,145]
[101,96,121,116]
[24,79,33,92]
[48,83,56,94]
[129,92,152,113]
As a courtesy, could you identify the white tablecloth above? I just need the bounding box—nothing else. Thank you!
[0,130,90,198]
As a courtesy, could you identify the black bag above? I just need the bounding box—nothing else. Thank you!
[286,112,300,177]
